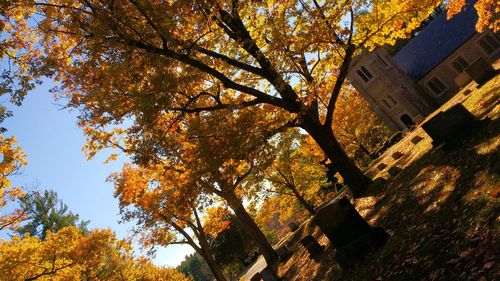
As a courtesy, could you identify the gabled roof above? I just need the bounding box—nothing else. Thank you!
[392,3,478,82]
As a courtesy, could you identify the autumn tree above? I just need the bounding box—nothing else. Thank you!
[15,190,90,239]
[107,106,285,276]
[253,195,296,238]
[0,226,190,281]
[1,0,443,196]
[261,130,328,216]
[111,164,230,281]
[132,258,192,281]
[0,1,42,112]
[173,109,283,267]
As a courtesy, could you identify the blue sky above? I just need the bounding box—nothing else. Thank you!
[2,79,193,267]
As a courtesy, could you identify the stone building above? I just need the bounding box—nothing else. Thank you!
[348,4,500,131]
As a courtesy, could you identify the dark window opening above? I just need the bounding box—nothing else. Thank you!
[376,54,388,67]
[478,34,499,55]
[451,56,468,73]
[400,114,415,129]
[357,66,373,83]
[361,66,373,79]
[357,70,369,82]
[427,77,446,95]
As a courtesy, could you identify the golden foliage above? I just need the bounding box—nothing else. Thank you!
[0,135,27,230]
[0,0,446,197]
[203,206,232,238]
[0,226,190,281]
[332,90,392,167]
[447,0,499,32]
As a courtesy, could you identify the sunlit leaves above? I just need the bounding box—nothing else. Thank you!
[354,0,440,50]
[447,0,499,32]
[0,135,27,230]
[203,206,232,238]
[0,226,189,281]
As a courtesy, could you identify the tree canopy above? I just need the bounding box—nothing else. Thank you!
[0,0,445,196]
[0,226,190,281]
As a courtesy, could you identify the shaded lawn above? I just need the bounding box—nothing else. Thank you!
[276,76,500,281]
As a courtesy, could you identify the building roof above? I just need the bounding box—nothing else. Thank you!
[392,3,478,82]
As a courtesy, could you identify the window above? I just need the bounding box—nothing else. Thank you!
[451,56,468,73]
[387,95,397,105]
[357,66,373,83]
[427,77,446,95]
[478,34,499,55]
[400,114,415,128]
[382,99,391,109]
[376,54,389,68]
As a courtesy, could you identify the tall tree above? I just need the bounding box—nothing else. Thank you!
[15,190,90,239]
[109,107,282,273]
[112,164,229,281]
[1,0,441,196]
[178,109,282,267]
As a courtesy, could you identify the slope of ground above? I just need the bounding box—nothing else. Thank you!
[271,75,500,281]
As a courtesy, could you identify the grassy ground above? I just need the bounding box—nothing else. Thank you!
[274,75,500,281]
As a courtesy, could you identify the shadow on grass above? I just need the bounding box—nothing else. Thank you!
[278,113,499,281]
[340,115,500,281]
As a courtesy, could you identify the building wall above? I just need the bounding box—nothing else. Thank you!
[417,31,500,105]
[348,48,432,131]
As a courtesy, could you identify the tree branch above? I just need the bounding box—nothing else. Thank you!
[120,38,299,113]
[323,44,355,128]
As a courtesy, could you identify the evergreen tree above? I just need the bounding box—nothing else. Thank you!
[178,253,214,281]
[15,190,89,239]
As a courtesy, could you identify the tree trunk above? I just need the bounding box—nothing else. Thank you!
[199,247,228,281]
[289,186,316,215]
[171,220,228,281]
[301,117,371,197]
[223,192,279,265]
[359,143,374,159]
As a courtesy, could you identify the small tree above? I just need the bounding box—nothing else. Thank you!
[262,130,328,216]
[332,89,393,168]
[112,164,229,281]
[15,190,90,239]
